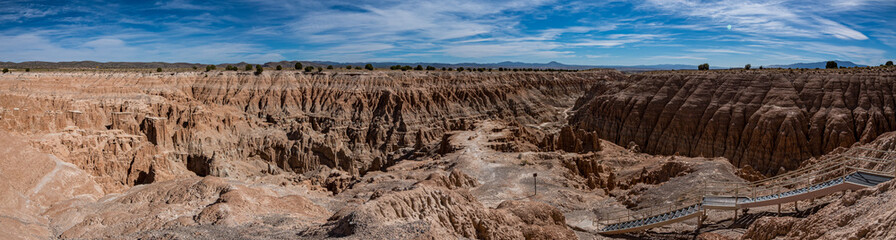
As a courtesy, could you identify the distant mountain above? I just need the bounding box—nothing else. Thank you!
[0,61,204,69]
[767,61,866,69]
[5,60,868,71]
[268,60,705,71]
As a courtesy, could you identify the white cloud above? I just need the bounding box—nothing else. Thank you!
[440,42,572,58]
[569,34,668,47]
[689,49,750,54]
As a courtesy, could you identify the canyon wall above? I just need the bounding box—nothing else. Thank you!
[0,71,621,192]
[570,69,896,174]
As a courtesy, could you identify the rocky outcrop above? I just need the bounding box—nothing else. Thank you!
[741,216,797,240]
[52,176,327,239]
[627,161,694,187]
[418,169,479,189]
[570,69,896,174]
[557,126,601,153]
[560,156,615,191]
[312,185,575,239]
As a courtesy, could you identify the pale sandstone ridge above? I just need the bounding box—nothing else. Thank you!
[570,69,896,174]
[0,71,621,192]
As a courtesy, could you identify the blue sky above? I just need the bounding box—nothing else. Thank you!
[1,0,894,67]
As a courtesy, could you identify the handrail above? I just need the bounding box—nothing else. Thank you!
[597,151,896,232]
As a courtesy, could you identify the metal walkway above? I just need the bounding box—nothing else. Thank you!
[597,148,896,235]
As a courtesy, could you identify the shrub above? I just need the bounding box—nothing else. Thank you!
[326,65,333,69]
[2,68,7,73]
[401,66,411,71]
[415,65,423,71]
[426,66,436,71]
[698,63,709,71]
[245,65,253,71]
[295,62,303,70]
[759,66,763,70]
[441,67,446,71]
[887,61,894,66]
[317,67,322,72]
[277,65,283,70]
[744,64,751,70]
[355,66,361,70]
[304,66,314,72]
[457,67,464,72]
[25,68,30,72]
[346,65,352,69]
[826,61,838,69]
[364,64,374,70]
[192,66,198,70]
[254,65,263,75]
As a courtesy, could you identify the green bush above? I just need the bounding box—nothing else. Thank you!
[156,68,162,72]
[698,63,709,71]
[346,65,353,69]
[2,68,8,73]
[192,66,198,70]
[326,65,333,69]
[415,65,423,71]
[304,66,314,72]
[317,67,322,72]
[277,65,283,70]
[365,64,374,70]
[457,67,464,71]
[245,65,253,71]
[744,64,751,70]
[254,65,263,75]
[826,61,838,69]
[25,68,30,72]
[886,61,894,66]
[295,62,303,70]
[355,66,361,70]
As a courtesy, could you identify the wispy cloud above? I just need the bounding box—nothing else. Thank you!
[640,0,868,40]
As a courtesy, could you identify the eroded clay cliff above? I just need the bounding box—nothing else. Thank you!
[570,68,896,174]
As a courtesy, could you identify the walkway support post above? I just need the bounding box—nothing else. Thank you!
[533,173,537,196]
[734,188,739,221]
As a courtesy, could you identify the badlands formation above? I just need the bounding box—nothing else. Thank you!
[0,68,895,239]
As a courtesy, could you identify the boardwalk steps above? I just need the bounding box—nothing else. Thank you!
[597,150,896,235]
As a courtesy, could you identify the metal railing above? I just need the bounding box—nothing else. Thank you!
[596,148,896,232]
